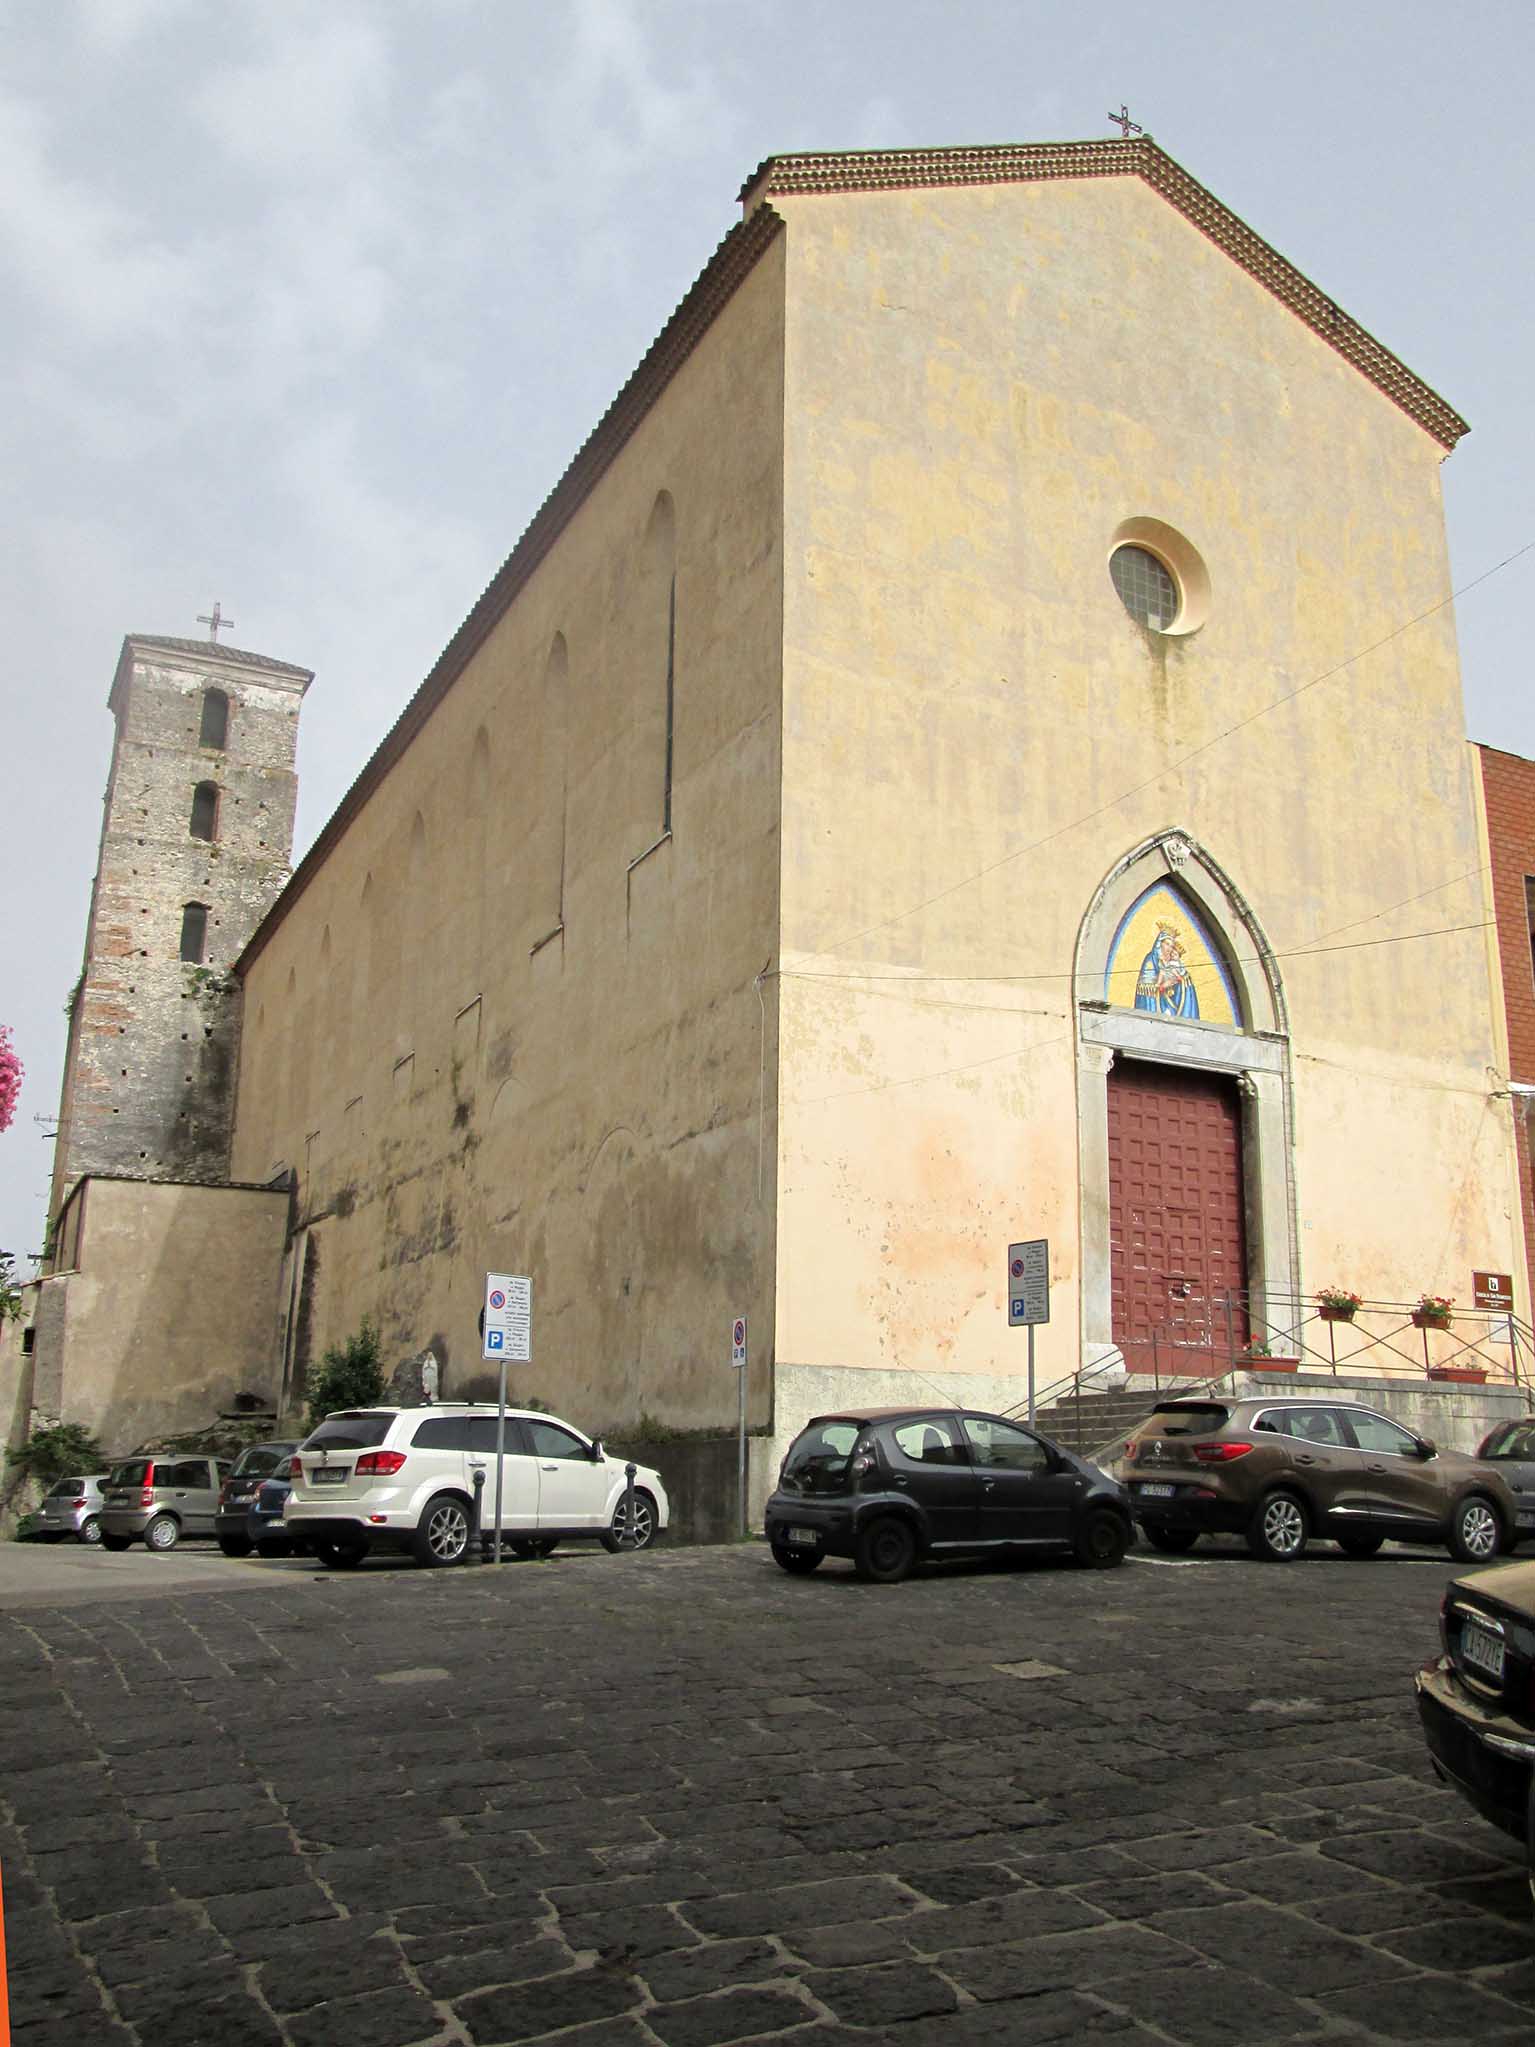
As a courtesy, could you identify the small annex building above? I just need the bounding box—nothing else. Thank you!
[27,137,1534,1482]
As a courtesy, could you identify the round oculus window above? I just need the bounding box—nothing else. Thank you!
[1110,544,1180,632]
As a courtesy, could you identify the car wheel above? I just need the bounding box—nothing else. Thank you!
[255,1539,292,1559]
[1246,1490,1308,1562]
[600,1490,658,1554]
[853,1515,918,1584]
[771,1542,823,1574]
[1075,1509,1129,1569]
[314,1539,367,1570]
[1449,1494,1503,1565]
[99,1532,131,1552]
[1336,1531,1384,1558]
[412,1494,472,1568]
[77,1516,103,1547]
[1143,1525,1199,1554]
[509,1537,560,1560]
[218,1534,254,1559]
[144,1515,180,1553]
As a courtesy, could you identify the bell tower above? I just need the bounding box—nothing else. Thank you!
[48,630,313,1227]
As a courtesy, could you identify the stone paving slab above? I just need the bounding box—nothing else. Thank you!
[0,1540,1530,2044]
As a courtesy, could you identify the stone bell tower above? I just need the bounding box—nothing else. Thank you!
[48,627,313,1227]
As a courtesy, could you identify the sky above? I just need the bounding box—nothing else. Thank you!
[1,0,1533,1266]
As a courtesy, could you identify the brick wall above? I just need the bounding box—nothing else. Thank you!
[49,638,311,1223]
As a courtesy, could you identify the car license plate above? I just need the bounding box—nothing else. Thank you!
[1137,1483,1176,1498]
[1461,1621,1506,1684]
[311,1466,348,1486]
[786,1527,819,1547]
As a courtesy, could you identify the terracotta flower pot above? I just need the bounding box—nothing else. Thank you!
[1318,1305,1357,1323]
[1427,1366,1486,1384]
[1412,1310,1452,1331]
[1246,1358,1298,1372]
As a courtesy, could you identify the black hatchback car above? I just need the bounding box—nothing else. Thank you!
[764,1406,1134,1582]
[1416,1558,1535,1895]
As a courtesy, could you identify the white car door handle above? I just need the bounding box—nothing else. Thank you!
[540,1463,560,1471]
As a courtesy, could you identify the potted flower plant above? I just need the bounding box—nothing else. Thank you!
[1315,1287,1363,1324]
[1411,1294,1453,1331]
[1239,1339,1298,1373]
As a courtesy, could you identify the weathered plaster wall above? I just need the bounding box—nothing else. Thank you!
[772,176,1520,1415]
[36,1178,289,1451]
[232,238,787,1435]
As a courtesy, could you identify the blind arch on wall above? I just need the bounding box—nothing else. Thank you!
[199,688,229,750]
[179,902,208,963]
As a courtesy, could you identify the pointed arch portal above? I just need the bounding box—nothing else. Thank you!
[1075,832,1296,1376]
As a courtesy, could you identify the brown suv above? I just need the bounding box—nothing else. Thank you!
[1118,1397,1514,1564]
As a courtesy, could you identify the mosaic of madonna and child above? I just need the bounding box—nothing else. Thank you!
[1103,884,1239,1027]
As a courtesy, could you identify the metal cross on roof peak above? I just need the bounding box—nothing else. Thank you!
[197,601,234,643]
[1108,105,1146,140]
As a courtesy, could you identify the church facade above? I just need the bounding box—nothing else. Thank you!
[29,138,1532,1471]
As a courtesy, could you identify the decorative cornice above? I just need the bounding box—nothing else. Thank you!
[741,139,1467,451]
[237,202,787,974]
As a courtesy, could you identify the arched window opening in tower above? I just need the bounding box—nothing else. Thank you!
[190,782,219,842]
[180,902,208,964]
[199,688,229,750]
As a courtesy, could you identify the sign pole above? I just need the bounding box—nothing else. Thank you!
[483,1271,532,1566]
[493,1358,507,1566]
[1008,1239,1050,1424]
[731,1315,749,1538]
[737,1361,747,1538]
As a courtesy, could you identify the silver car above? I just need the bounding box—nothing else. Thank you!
[38,1474,109,1545]
[99,1454,231,1552]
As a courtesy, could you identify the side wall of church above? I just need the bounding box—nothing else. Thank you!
[769,175,1522,1423]
[230,239,787,1434]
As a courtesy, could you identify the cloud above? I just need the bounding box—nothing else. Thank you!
[0,88,205,343]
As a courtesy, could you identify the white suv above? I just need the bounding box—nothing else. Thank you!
[285,1405,670,1570]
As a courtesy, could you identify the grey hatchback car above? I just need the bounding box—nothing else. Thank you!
[38,1475,109,1544]
[99,1455,231,1552]
[1119,1397,1515,1564]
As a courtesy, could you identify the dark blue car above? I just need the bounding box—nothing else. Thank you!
[248,1472,307,1558]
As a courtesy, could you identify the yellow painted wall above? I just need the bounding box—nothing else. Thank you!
[231,240,787,1432]
[773,176,1520,1392]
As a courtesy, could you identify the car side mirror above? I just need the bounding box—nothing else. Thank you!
[1416,1436,1437,1460]
[589,1440,604,1462]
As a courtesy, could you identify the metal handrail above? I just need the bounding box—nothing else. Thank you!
[1003,1295,1535,1451]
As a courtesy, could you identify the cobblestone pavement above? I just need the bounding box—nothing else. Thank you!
[2,1539,1532,2047]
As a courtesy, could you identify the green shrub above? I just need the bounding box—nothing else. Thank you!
[304,1322,385,1431]
[6,1421,108,1491]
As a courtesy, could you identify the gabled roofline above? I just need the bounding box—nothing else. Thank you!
[236,201,787,976]
[739,138,1468,451]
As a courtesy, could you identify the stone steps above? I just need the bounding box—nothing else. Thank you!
[1031,1384,1207,1460]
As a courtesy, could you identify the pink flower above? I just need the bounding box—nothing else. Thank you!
[0,1025,22,1135]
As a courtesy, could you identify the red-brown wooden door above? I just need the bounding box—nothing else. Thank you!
[1107,1059,1248,1374]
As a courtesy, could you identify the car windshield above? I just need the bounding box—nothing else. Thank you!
[230,1443,298,1479]
[1481,1422,1535,1461]
[111,1460,151,1486]
[46,1479,85,1499]
[1137,1404,1229,1439]
[782,1420,861,1493]
[301,1414,394,1452]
